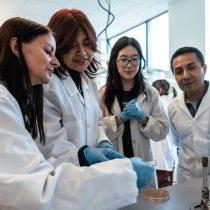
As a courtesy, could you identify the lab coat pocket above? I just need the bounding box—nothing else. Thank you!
[63,120,84,147]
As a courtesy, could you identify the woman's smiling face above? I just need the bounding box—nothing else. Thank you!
[21,32,59,85]
[62,30,94,72]
[116,45,140,82]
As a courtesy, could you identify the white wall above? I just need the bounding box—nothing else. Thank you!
[169,0,205,58]
[205,0,210,79]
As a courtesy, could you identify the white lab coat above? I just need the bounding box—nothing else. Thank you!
[168,85,210,183]
[99,83,169,162]
[0,83,138,210]
[37,73,108,166]
[150,94,177,171]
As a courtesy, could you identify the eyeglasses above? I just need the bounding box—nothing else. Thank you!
[117,56,140,67]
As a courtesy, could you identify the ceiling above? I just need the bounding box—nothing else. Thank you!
[0,0,172,39]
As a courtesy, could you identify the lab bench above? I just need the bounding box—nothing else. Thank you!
[121,177,209,210]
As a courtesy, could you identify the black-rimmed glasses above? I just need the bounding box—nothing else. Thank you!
[117,56,140,67]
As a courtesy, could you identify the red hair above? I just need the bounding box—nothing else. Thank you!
[48,9,97,57]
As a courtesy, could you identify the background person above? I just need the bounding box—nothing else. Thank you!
[152,79,177,98]
[151,79,177,187]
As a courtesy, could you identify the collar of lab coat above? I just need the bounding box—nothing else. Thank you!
[61,72,89,104]
[177,82,210,118]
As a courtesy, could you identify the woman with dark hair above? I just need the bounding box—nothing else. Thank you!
[0,17,139,210]
[99,36,169,164]
[36,8,125,166]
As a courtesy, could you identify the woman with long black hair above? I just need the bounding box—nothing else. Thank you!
[99,36,169,163]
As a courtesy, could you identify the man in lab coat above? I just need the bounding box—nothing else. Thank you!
[168,46,210,183]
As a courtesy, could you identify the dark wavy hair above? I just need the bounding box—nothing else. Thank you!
[0,17,51,144]
[152,79,177,98]
[104,36,146,114]
[152,79,170,94]
[48,8,99,78]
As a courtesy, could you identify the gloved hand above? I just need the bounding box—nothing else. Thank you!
[97,140,115,150]
[130,157,155,189]
[118,99,136,122]
[124,99,146,122]
[119,109,130,122]
[83,146,124,165]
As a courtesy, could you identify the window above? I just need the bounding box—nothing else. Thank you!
[109,12,169,71]
[109,24,147,61]
[147,13,169,71]
[205,0,210,80]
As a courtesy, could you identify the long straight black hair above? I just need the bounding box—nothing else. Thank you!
[104,36,146,114]
[0,17,51,144]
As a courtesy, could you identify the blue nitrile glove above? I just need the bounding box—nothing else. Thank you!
[83,146,124,165]
[124,99,146,122]
[130,157,155,189]
[118,99,136,122]
[97,140,115,150]
[119,109,130,122]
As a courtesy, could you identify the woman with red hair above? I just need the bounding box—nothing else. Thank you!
[37,8,156,201]
[37,8,124,167]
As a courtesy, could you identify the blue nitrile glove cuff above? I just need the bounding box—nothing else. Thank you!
[97,140,115,150]
[79,146,125,166]
[130,157,155,189]
[135,105,146,122]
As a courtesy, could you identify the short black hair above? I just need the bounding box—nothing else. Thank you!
[170,46,205,73]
